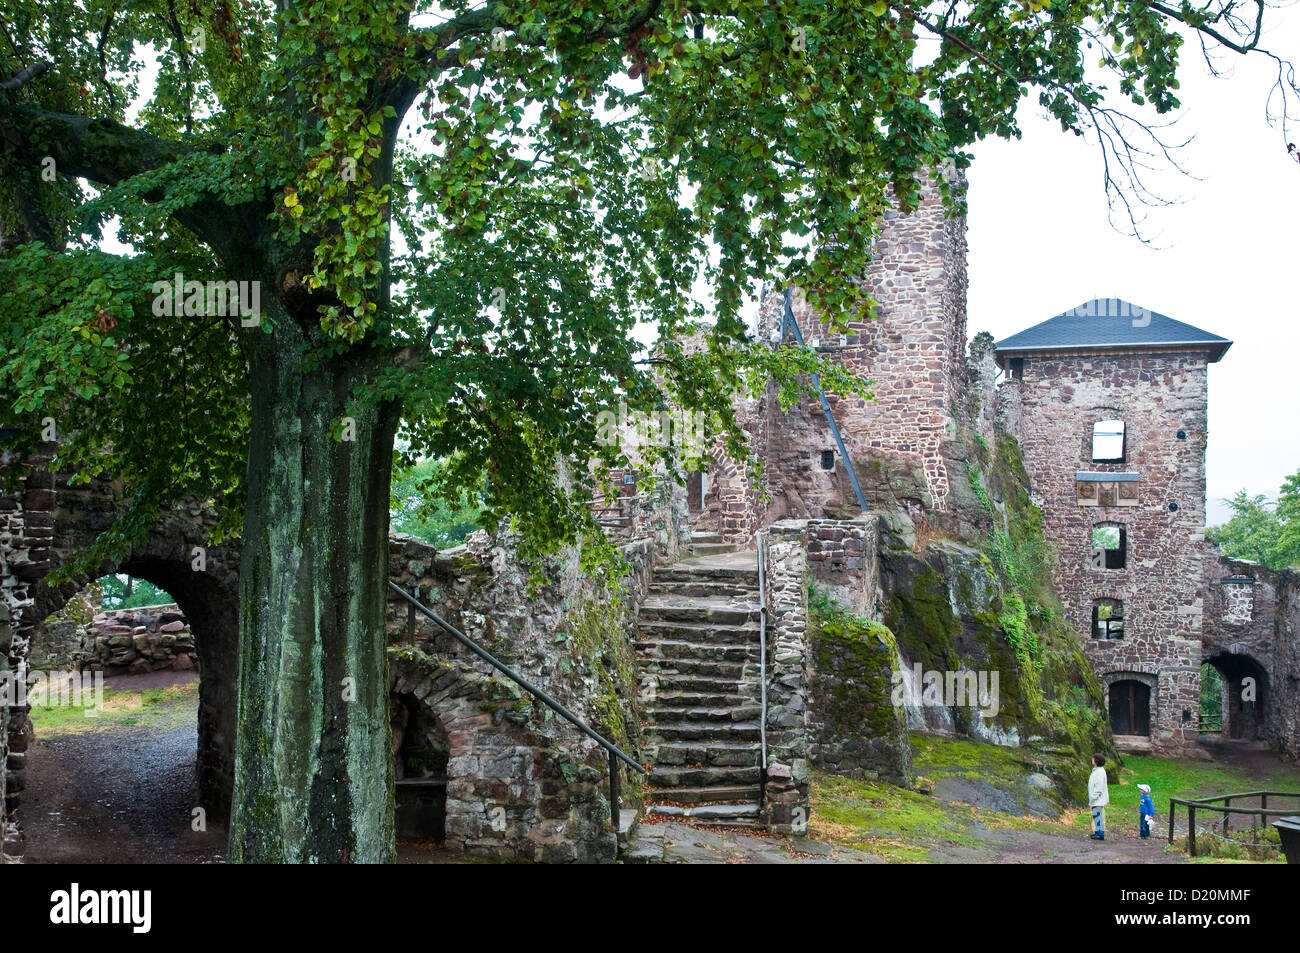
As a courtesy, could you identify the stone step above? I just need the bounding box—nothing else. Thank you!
[644,690,756,708]
[648,764,763,788]
[649,741,762,767]
[645,802,764,824]
[640,658,757,680]
[635,639,760,663]
[644,704,762,724]
[689,542,739,556]
[653,565,759,586]
[644,783,763,805]
[690,530,723,540]
[639,600,760,626]
[647,721,761,741]
[637,619,760,644]
[646,580,755,599]
[643,672,757,695]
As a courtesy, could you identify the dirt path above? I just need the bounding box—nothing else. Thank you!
[20,673,227,864]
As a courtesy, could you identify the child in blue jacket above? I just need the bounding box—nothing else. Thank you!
[1138,783,1155,839]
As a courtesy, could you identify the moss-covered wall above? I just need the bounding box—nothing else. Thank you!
[808,591,912,784]
[878,428,1117,801]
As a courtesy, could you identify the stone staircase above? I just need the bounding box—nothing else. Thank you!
[685,528,738,557]
[636,550,765,828]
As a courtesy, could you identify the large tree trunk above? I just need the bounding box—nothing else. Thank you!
[229,307,399,863]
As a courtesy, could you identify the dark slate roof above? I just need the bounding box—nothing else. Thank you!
[994,298,1232,362]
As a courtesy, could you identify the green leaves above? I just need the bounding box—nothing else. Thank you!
[2,0,1293,568]
[1207,472,1300,570]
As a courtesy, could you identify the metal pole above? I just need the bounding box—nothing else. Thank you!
[1223,797,1231,834]
[781,289,870,514]
[1261,793,1268,831]
[1189,805,1197,857]
[407,600,416,641]
[608,749,621,828]
[1168,800,1175,845]
[388,581,645,774]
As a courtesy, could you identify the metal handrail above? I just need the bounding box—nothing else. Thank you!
[387,581,645,827]
[756,531,769,806]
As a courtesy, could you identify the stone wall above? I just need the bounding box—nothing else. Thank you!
[383,485,689,861]
[807,605,911,784]
[709,166,969,546]
[762,516,889,807]
[763,522,810,795]
[998,348,1215,754]
[1202,553,1300,756]
[80,603,197,675]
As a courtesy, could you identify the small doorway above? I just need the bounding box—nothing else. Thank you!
[1109,680,1151,736]
[391,695,450,841]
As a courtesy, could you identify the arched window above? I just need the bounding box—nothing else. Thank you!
[1092,599,1124,639]
[1090,523,1127,569]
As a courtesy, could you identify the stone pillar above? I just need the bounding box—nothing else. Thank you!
[763,762,802,835]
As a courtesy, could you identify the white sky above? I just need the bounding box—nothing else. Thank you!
[965,15,1300,525]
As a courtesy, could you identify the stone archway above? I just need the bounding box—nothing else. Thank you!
[1100,670,1159,750]
[1203,651,1269,741]
[1,453,243,842]
[388,650,617,864]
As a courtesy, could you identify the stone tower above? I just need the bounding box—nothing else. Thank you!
[994,298,1232,754]
[706,166,970,538]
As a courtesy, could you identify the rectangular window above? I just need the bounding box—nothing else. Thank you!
[1007,358,1025,380]
[1093,601,1125,639]
[1091,526,1127,569]
[1092,419,1126,462]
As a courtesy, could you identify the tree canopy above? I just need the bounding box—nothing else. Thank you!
[1207,469,1300,570]
[2,1,1295,561]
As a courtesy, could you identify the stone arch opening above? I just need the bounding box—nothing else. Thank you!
[1101,671,1157,742]
[1108,679,1151,736]
[15,522,241,828]
[1203,651,1269,741]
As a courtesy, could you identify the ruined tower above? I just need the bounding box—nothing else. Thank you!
[705,167,970,537]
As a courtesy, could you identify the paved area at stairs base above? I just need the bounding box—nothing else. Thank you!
[622,821,884,864]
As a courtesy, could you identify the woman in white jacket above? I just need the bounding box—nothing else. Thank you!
[1088,754,1110,841]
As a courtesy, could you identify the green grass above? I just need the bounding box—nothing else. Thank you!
[810,734,1300,863]
[1070,752,1300,859]
[28,680,198,733]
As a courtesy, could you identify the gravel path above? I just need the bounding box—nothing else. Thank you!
[20,673,227,864]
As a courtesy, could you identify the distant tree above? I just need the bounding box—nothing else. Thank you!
[389,458,481,548]
[1207,469,1300,569]
[98,574,174,610]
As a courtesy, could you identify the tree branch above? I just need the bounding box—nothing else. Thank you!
[1,60,51,93]
[0,105,253,255]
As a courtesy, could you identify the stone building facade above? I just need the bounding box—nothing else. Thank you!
[990,300,1296,758]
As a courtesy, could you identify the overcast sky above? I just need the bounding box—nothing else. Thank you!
[965,16,1300,526]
